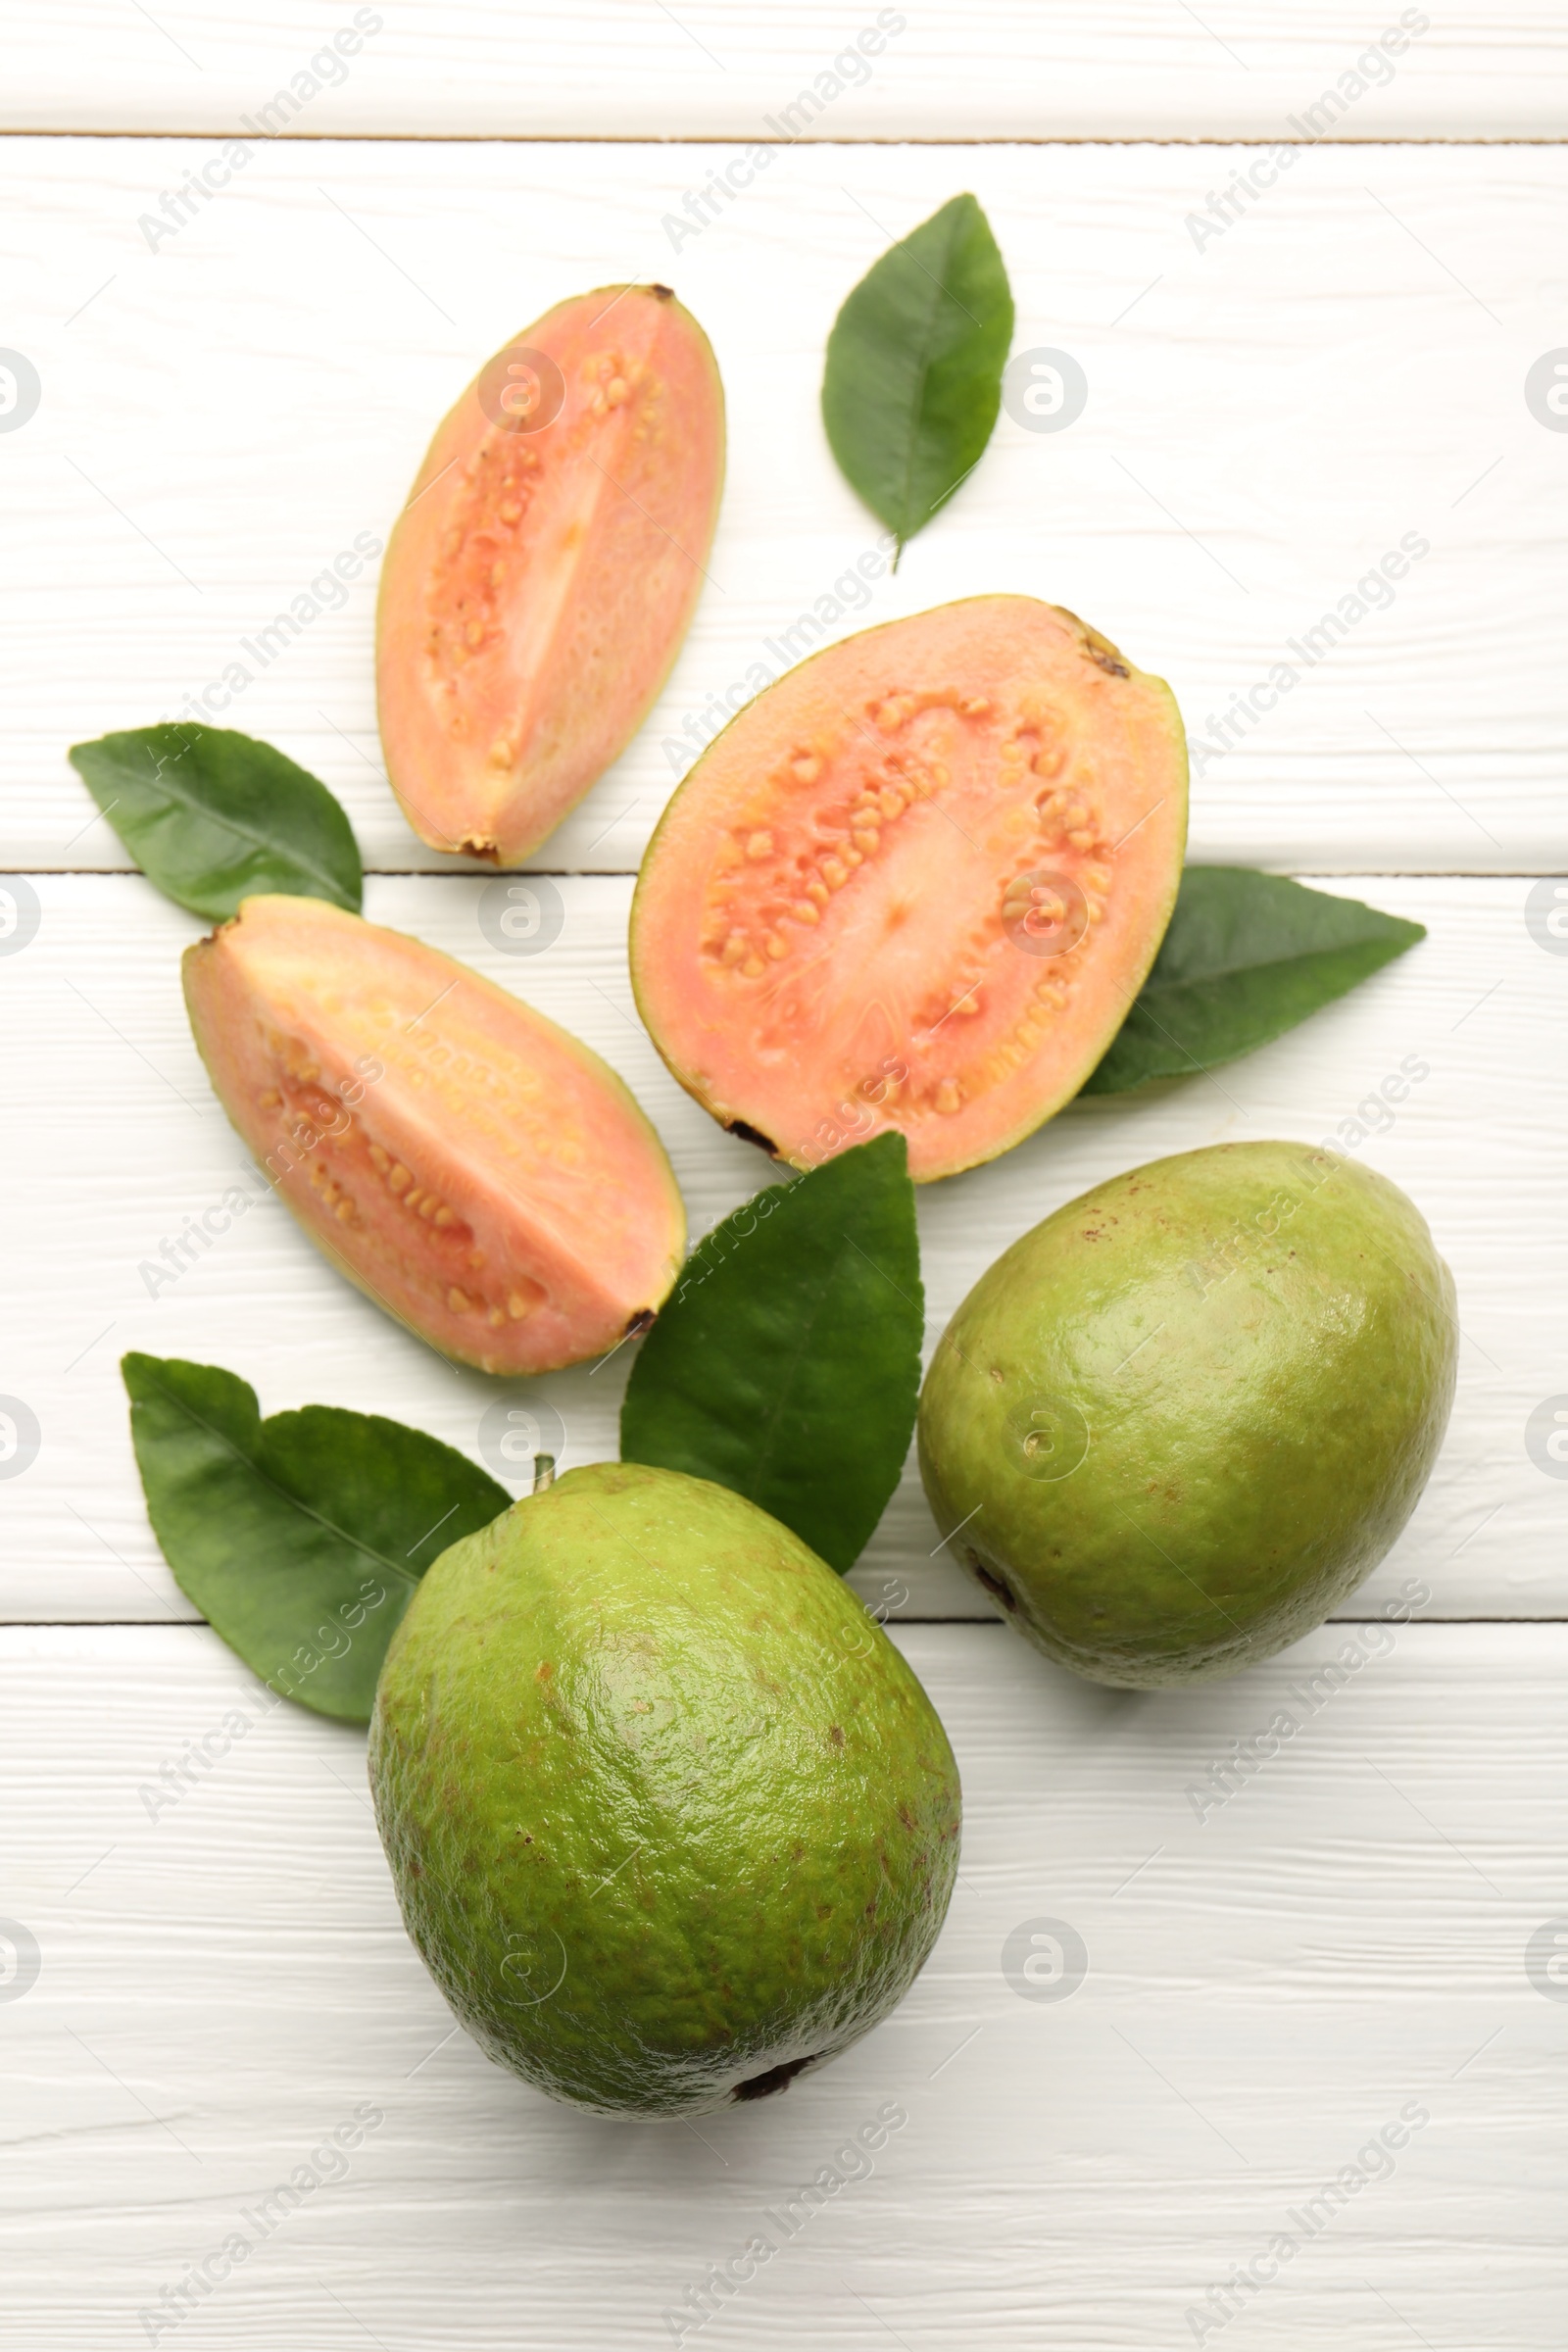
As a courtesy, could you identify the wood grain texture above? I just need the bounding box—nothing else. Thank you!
[3,140,1564,876]
[1,872,1559,1628]
[3,3,1567,139]
[0,1620,1561,2348]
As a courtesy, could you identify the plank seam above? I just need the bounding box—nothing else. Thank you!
[0,131,1564,149]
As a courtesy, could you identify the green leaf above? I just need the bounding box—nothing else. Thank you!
[122,1353,510,1723]
[619,1135,922,1574]
[821,192,1014,560]
[69,724,362,921]
[1082,868,1427,1096]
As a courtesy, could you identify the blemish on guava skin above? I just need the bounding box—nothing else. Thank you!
[966,1549,1018,1613]
[732,2052,819,2101]
[725,1118,779,1155]
[828,1725,844,1745]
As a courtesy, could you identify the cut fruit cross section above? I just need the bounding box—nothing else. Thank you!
[630,596,1189,1183]
[184,895,686,1373]
[377,284,725,866]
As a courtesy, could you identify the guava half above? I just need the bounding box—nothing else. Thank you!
[630,596,1188,1182]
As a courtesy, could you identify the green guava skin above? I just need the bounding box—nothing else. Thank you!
[917,1142,1457,1689]
[368,1461,960,2116]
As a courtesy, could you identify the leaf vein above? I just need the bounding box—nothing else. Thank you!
[137,1366,421,1591]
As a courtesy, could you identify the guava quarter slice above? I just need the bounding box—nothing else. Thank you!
[629,596,1188,1183]
[377,285,725,865]
[183,895,685,1374]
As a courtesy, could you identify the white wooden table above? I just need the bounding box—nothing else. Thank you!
[2,10,1563,2345]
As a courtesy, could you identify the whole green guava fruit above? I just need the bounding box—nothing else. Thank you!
[368,1461,960,2115]
[918,1142,1457,1688]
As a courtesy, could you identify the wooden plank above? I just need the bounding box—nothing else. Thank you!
[0,1620,1560,2346]
[3,139,1563,875]
[1,872,1558,1627]
[4,4,1567,140]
